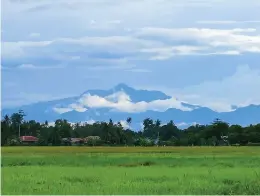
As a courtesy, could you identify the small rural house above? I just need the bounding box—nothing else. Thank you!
[19,136,38,145]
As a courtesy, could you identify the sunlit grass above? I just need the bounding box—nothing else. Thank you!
[2,146,260,155]
[2,147,260,195]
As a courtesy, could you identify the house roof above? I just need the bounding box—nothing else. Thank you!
[20,136,38,142]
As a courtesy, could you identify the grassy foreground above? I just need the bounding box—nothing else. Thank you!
[2,146,260,195]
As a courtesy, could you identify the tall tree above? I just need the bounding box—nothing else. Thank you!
[10,110,26,137]
[1,115,11,145]
[126,117,132,125]
[143,118,155,138]
[54,119,72,138]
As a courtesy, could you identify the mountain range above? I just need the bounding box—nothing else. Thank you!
[2,83,260,130]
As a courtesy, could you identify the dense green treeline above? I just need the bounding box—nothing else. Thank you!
[1,110,260,146]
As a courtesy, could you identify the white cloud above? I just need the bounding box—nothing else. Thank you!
[137,27,257,38]
[141,46,241,60]
[141,45,208,60]
[2,35,165,62]
[197,20,260,24]
[57,36,161,50]
[68,103,87,112]
[2,26,260,63]
[78,91,193,112]
[176,122,189,127]
[2,42,25,57]
[137,27,260,56]
[53,107,73,114]
[205,51,241,55]
[170,65,260,112]
[119,120,130,129]
[17,64,65,70]
[18,64,37,69]
[2,41,51,58]
[86,119,96,125]
[53,91,193,114]
[48,122,55,127]
[53,103,87,114]
[140,122,144,130]
[176,122,200,128]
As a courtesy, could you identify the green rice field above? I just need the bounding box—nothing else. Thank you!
[1,146,260,195]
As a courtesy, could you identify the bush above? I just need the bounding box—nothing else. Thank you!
[247,142,260,146]
[7,138,20,146]
[85,136,103,146]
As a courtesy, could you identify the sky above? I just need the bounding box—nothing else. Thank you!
[1,0,260,112]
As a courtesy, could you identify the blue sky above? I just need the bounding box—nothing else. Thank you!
[1,0,260,112]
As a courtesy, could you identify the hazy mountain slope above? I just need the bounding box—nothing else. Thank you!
[2,84,260,129]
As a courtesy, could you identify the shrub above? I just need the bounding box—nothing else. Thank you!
[247,142,260,146]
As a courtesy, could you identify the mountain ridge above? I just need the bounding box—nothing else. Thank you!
[2,84,260,130]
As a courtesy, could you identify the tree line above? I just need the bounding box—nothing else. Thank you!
[1,110,260,146]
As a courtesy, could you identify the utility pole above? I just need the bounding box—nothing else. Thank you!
[19,124,21,138]
[157,131,160,147]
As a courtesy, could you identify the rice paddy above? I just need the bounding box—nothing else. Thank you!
[1,146,260,195]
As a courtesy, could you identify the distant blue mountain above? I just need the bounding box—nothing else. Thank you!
[2,84,260,130]
[81,83,171,102]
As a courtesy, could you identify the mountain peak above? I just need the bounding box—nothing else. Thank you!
[2,83,260,128]
[113,83,133,91]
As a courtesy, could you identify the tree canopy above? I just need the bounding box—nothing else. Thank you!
[1,110,260,146]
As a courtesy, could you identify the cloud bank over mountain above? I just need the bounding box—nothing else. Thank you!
[53,91,193,114]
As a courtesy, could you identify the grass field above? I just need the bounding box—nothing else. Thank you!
[2,146,260,195]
